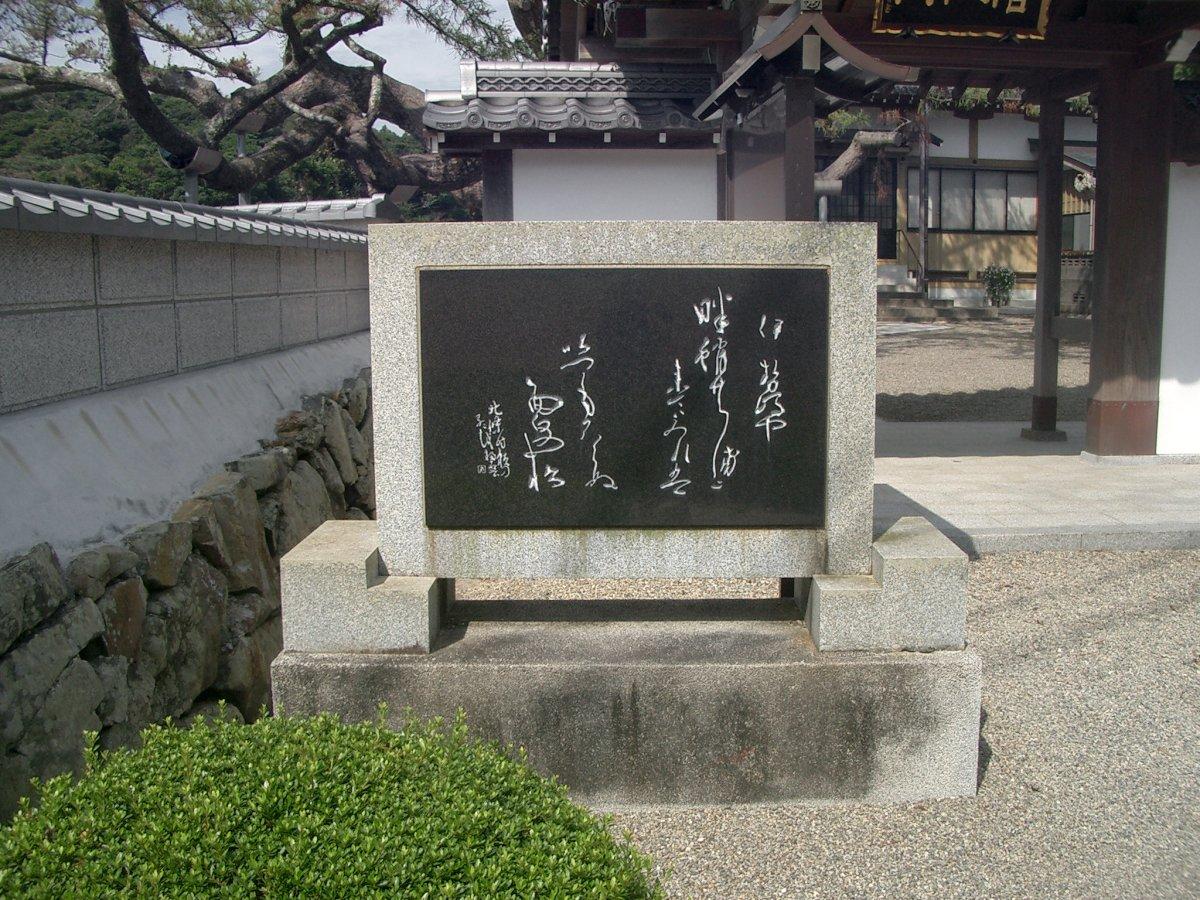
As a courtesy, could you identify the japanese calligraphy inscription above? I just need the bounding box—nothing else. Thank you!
[419,266,829,529]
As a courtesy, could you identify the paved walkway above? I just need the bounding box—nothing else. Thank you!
[875,421,1200,554]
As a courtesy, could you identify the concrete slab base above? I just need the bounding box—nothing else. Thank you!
[272,611,981,806]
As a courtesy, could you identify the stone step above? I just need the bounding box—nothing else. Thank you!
[877,306,999,323]
[877,289,931,304]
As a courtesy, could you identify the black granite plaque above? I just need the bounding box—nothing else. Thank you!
[419,266,828,529]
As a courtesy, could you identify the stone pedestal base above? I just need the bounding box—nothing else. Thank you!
[276,519,981,805]
[272,617,980,805]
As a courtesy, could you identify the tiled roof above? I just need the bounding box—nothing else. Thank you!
[222,187,418,229]
[0,177,365,248]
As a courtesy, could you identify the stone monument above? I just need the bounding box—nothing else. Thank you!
[273,221,981,804]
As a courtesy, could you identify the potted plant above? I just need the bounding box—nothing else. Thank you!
[981,264,1016,307]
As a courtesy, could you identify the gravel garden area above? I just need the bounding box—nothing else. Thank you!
[612,549,1200,899]
[876,319,1091,422]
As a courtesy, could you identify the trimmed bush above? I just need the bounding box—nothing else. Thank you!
[0,712,662,898]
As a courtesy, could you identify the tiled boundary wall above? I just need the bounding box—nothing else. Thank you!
[0,178,369,415]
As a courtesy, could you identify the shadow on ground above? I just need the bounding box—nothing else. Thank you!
[876,385,1089,423]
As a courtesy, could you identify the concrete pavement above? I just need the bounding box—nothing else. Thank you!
[875,421,1200,554]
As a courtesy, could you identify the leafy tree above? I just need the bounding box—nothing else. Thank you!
[0,0,538,197]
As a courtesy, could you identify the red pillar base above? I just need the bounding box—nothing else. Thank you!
[1085,399,1159,456]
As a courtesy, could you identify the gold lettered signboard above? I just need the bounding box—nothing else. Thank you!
[872,0,1051,39]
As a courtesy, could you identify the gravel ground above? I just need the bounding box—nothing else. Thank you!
[876,319,1091,422]
[610,550,1200,899]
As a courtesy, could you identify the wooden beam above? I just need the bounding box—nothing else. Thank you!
[1085,65,1173,456]
[559,0,584,62]
[615,8,739,48]
[1023,96,1066,440]
[481,150,513,222]
[784,75,816,222]
[822,14,1141,70]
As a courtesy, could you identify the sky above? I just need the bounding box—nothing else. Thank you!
[215,1,518,94]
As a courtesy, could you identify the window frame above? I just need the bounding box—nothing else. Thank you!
[906,166,1038,235]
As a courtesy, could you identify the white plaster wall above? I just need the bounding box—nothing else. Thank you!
[1064,116,1098,143]
[512,148,718,220]
[927,113,970,159]
[0,334,370,560]
[976,115,1038,162]
[1158,163,1200,455]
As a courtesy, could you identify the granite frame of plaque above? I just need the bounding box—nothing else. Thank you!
[369,221,877,580]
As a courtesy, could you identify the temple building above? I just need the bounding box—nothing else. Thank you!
[422,0,1200,458]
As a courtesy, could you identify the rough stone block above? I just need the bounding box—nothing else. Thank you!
[0,597,104,749]
[234,294,282,356]
[214,613,281,721]
[187,471,277,597]
[97,576,148,659]
[225,447,293,494]
[0,231,95,309]
[175,241,232,298]
[279,247,316,293]
[65,544,138,600]
[808,517,968,652]
[316,291,347,339]
[136,555,228,722]
[122,520,192,589]
[178,698,244,728]
[340,407,368,466]
[93,655,130,725]
[14,657,103,782]
[315,250,347,289]
[280,292,317,346]
[341,375,369,425]
[273,617,981,804]
[99,303,177,385]
[0,751,35,821]
[177,298,235,369]
[0,543,71,656]
[273,409,323,453]
[280,520,442,653]
[319,398,357,483]
[308,447,348,518]
[97,235,173,303]
[233,244,279,296]
[0,308,100,408]
[272,461,332,555]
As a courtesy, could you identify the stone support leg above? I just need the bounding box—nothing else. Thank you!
[279,520,444,654]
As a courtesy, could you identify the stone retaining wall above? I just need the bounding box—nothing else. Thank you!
[0,368,375,819]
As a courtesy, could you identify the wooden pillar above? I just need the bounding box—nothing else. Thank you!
[481,150,513,222]
[1086,65,1172,456]
[1023,97,1067,441]
[918,123,929,294]
[783,75,816,222]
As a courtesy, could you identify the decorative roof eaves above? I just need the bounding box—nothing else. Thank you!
[0,177,366,249]
[423,96,717,133]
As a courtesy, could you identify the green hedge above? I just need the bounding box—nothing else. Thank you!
[0,711,661,898]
